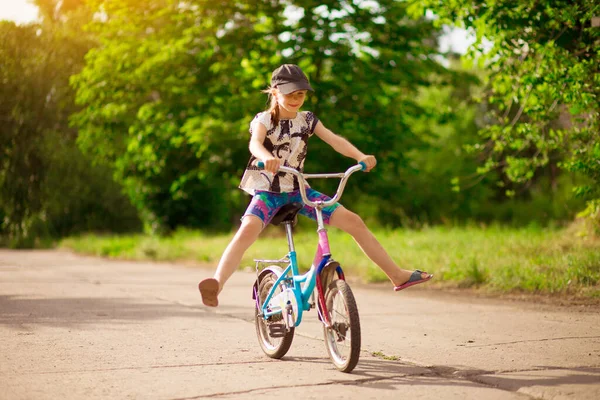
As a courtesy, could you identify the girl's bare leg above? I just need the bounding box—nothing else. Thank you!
[329,207,430,287]
[200,215,263,306]
[213,215,264,288]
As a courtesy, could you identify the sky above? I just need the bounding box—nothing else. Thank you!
[0,0,38,24]
[0,0,475,54]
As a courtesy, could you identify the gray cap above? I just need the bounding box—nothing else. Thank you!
[271,64,314,94]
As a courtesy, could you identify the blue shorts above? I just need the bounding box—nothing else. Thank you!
[243,189,341,226]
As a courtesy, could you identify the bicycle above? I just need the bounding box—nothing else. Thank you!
[251,161,366,373]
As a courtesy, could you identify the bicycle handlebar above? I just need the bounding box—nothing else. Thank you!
[256,161,367,208]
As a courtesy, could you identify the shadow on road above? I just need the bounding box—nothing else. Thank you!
[283,355,600,394]
[285,354,425,375]
[475,365,600,391]
[0,294,218,329]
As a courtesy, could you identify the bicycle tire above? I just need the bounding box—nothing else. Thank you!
[255,270,295,359]
[323,279,361,373]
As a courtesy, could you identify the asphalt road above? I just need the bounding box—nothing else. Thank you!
[1,249,599,399]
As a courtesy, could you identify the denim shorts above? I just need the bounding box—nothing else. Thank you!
[243,189,341,226]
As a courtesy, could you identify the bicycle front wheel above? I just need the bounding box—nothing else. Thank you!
[323,279,361,373]
[255,270,295,359]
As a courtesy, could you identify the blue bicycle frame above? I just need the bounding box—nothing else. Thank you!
[253,162,366,328]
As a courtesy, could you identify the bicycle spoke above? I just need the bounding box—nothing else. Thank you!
[332,309,349,322]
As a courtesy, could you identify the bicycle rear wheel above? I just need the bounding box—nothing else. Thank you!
[255,270,294,359]
[323,279,361,373]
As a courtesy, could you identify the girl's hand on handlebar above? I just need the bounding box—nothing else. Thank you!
[262,158,281,174]
[358,155,377,172]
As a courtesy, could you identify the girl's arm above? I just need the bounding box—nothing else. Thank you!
[249,122,280,173]
[313,121,377,171]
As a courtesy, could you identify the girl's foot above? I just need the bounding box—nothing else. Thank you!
[394,270,432,291]
[199,278,220,307]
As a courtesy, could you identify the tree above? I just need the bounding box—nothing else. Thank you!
[0,1,140,246]
[410,0,600,228]
[72,0,461,231]
[271,0,465,226]
[0,20,83,242]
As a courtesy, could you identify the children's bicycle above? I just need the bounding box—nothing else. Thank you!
[251,161,366,373]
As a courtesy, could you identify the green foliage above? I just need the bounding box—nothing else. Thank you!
[41,129,142,237]
[71,0,464,232]
[0,20,81,243]
[4,0,590,244]
[411,0,600,223]
[0,4,141,247]
[72,0,275,232]
[398,69,492,225]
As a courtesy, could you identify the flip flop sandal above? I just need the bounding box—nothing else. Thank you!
[199,278,220,307]
[394,269,433,292]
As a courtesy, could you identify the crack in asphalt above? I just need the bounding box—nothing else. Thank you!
[9,360,279,376]
[167,375,424,400]
[460,335,600,348]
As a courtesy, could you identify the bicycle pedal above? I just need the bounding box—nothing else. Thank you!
[268,323,287,338]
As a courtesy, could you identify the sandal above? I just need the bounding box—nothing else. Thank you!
[199,278,220,307]
[394,270,433,291]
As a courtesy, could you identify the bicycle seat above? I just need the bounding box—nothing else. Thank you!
[270,202,303,226]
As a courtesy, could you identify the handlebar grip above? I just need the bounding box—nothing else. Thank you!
[257,161,265,169]
[359,161,367,171]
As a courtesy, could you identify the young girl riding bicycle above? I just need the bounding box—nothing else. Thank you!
[199,64,432,307]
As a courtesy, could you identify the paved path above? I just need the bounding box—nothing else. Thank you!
[1,250,599,399]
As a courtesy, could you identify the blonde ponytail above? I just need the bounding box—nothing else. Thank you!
[262,87,280,126]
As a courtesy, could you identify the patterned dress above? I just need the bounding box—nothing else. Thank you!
[239,111,319,195]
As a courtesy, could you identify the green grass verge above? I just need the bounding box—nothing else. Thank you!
[59,225,600,299]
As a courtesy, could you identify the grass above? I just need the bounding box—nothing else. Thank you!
[371,351,400,361]
[59,224,600,300]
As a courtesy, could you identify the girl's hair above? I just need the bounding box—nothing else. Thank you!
[262,87,280,126]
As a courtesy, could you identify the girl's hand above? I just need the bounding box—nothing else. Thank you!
[263,158,281,174]
[359,155,377,172]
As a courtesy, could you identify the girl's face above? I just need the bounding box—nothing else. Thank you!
[276,90,307,114]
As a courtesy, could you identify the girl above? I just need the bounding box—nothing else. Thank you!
[199,64,432,307]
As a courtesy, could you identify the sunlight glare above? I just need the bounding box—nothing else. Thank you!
[0,0,38,24]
